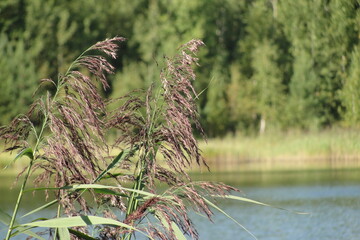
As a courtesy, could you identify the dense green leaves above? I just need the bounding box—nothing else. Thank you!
[1,0,359,133]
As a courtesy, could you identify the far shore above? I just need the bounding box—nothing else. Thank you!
[197,128,360,172]
[2,128,360,173]
[196,155,360,172]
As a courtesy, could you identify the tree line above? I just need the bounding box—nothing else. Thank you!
[1,0,359,136]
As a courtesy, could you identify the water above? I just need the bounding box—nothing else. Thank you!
[192,184,360,240]
[1,169,360,240]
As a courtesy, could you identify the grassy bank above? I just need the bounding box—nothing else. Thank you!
[198,128,360,172]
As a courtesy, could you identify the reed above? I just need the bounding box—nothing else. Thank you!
[0,37,264,240]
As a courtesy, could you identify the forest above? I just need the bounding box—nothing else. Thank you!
[1,0,359,137]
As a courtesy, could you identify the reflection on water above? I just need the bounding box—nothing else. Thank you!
[1,169,360,240]
[190,168,360,186]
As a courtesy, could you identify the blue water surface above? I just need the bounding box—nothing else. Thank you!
[1,170,360,240]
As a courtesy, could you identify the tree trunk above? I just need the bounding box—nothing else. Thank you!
[259,116,266,135]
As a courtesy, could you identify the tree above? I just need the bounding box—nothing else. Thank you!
[231,0,284,133]
[203,64,232,136]
[341,46,360,125]
[250,41,284,134]
[278,0,359,129]
[0,35,39,125]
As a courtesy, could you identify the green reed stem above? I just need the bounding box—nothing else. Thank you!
[4,65,67,239]
[5,112,49,240]
[4,45,111,240]
[122,152,147,240]
[4,157,34,240]
[53,203,62,240]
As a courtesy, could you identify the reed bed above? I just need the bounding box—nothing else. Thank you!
[199,129,360,172]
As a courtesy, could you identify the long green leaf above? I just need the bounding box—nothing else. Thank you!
[94,148,135,182]
[63,184,161,198]
[120,186,170,199]
[58,227,71,240]
[22,183,171,219]
[22,216,154,240]
[170,221,186,240]
[212,195,309,214]
[203,197,258,240]
[27,184,171,200]
[0,208,11,225]
[68,229,97,240]
[72,184,172,201]
[156,212,186,240]
[11,229,46,240]
[93,188,128,197]
[21,199,57,218]
[3,147,33,170]
[10,225,46,240]
[16,147,34,160]
[22,216,129,228]
[0,208,45,240]
[98,172,126,179]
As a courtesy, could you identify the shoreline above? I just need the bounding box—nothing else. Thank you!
[198,128,360,172]
[200,155,360,172]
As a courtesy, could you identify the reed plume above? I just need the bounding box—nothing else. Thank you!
[1,37,239,240]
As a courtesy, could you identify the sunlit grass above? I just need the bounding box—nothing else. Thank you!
[199,128,360,171]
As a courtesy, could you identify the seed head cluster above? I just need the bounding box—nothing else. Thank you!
[0,37,237,240]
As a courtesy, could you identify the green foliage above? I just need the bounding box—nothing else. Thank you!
[278,0,359,128]
[1,0,360,135]
[341,46,360,125]
[203,65,231,136]
[227,64,258,133]
[0,34,39,125]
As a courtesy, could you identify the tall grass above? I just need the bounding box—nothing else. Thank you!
[0,38,265,240]
[200,129,360,171]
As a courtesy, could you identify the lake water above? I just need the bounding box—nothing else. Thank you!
[1,169,360,240]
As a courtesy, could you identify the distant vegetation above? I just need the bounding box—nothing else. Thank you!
[199,128,360,171]
[1,0,359,136]
[3,128,360,173]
